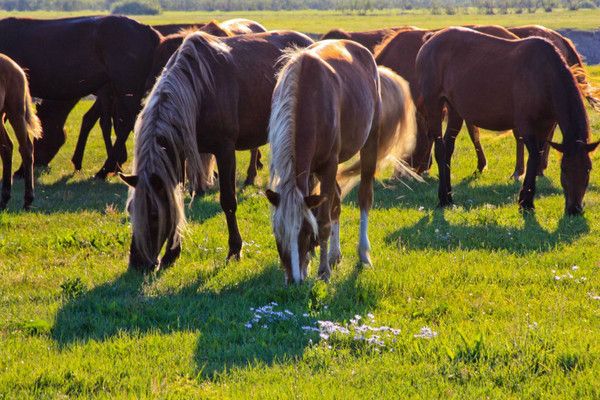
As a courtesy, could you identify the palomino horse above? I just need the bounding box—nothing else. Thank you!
[0,16,160,179]
[416,27,599,214]
[266,40,417,284]
[375,25,518,175]
[120,30,313,271]
[320,27,416,53]
[0,54,42,210]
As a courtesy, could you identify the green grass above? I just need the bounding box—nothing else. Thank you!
[3,8,600,32]
[1,25,600,400]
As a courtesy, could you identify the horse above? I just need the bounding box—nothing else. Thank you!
[120,30,314,271]
[508,25,600,178]
[153,23,206,36]
[375,25,519,175]
[416,27,599,215]
[265,40,417,284]
[72,19,267,190]
[320,27,416,53]
[0,16,160,179]
[0,54,42,210]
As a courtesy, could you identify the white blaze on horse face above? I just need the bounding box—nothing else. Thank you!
[290,232,301,283]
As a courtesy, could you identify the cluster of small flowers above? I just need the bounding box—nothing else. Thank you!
[588,292,600,301]
[244,302,295,329]
[310,313,402,348]
[413,326,438,339]
[552,266,587,283]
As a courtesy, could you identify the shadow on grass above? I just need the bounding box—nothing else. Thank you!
[345,174,563,211]
[52,258,379,377]
[385,208,589,255]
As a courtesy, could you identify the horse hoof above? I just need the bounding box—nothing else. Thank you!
[318,268,331,283]
[438,199,453,208]
[226,250,241,262]
[328,253,342,267]
[358,251,372,267]
[256,161,264,170]
[13,169,24,180]
[94,170,108,180]
[243,178,255,187]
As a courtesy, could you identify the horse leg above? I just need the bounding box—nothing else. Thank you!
[243,148,259,187]
[357,131,380,266]
[443,106,463,170]
[316,160,337,281]
[327,182,342,267]
[537,126,555,176]
[10,116,35,210]
[215,144,242,260]
[255,148,263,170]
[411,113,433,175]
[467,124,487,173]
[513,138,525,181]
[33,99,78,167]
[0,122,13,210]
[160,235,181,269]
[428,103,452,206]
[71,99,101,170]
[517,132,541,211]
[99,92,115,165]
[95,96,136,179]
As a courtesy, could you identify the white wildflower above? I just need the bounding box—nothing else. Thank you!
[414,326,438,339]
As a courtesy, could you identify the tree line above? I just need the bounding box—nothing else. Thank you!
[0,0,598,13]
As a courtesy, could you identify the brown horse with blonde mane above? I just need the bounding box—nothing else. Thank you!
[0,54,42,210]
[266,40,417,284]
[416,27,599,214]
[120,30,313,271]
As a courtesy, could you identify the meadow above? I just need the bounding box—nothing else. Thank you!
[1,10,600,399]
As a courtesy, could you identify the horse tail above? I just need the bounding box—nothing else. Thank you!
[337,66,421,198]
[23,80,42,140]
[570,64,600,112]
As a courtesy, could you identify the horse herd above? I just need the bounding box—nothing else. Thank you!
[0,16,598,284]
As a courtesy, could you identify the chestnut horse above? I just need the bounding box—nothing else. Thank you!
[0,16,160,179]
[376,25,518,175]
[120,30,313,271]
[0,54,42,210]
[320,27,416,53]
[266,40,416,284]
[416,27,599,214]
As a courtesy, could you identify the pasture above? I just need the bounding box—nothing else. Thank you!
[0,11,600,399]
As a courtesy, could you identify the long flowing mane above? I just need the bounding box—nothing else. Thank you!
[268,48,318,273]
[127,32,231,261]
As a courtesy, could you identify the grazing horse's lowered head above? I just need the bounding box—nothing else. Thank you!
[549,140,599,215]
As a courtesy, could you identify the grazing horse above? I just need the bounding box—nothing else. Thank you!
[120,30,313,271]
[0,16,160,179]
[320,27,416,53]
[0,54,42,210]
[153,23,206,36]
[375,25,518,175]
[416,27,599,214]
[266,40,416,284]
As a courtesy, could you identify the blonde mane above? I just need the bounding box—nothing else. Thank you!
[127,32,231,262]
[268,48,319,281]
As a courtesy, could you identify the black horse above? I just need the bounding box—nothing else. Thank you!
[0,15,160,178]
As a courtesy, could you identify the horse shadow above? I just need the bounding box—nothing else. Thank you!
[52,255,385,377]
[385,208,589,255]
[342,173,562,212]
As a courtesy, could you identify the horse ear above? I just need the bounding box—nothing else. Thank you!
[586,141,600,153]
[548,141,564,153]
[305,195,326,209]
[119,173,138,188]
[265,189,280,207]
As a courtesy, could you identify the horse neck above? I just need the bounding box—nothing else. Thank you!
[550,61,589,145]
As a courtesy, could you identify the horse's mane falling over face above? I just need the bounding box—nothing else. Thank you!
[126,32,232,267]
[268,48,320,282]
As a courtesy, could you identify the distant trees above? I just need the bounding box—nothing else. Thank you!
[0,0,597,13]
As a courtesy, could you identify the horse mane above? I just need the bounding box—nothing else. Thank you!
[373,27,419,57]
[128,31,231,262]
[268,47,319,259]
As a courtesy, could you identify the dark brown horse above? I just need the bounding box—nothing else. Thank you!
[0,16,160,179]
[265,40,384,284]
[120,30,314,271]
[416,27,598,214]
[376,25,519,175]
[0,54,42,210]
[73,19,266,189]
[320,27,415,53]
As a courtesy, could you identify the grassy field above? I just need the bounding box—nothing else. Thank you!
[2,8,600,32]
[0,13,600,399]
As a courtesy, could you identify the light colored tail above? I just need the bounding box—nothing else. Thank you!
[24,87,42,140]
[571,65,600,112]
[337,66,421,197]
